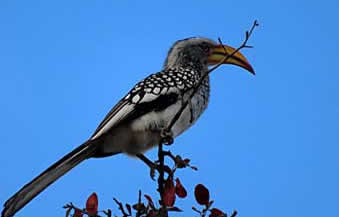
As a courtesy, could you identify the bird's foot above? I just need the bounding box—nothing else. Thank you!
[160,129,174,145]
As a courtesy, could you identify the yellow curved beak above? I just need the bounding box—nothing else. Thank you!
[208,45,255,75]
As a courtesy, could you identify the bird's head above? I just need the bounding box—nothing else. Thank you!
[164,37,254,74]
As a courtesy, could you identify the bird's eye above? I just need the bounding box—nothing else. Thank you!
[200,43,210,52]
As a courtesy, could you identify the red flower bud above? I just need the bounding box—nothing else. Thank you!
[194,184,210,205]
[163,177,176,206]
[144,194,154,208]
[86,193,98,215]
[175,178,187,198]
[73,209,83,217]
[209,208,224,217]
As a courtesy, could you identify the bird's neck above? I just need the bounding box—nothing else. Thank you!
[181,61,204,71]
[165,60,208,77]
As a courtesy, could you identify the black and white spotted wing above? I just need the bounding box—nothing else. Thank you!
[90,68,200,140]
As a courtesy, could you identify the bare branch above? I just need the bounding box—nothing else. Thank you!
[135,190,142,217]
[63,203,103,217]
[113,198,130,217]
[230,210,238,217]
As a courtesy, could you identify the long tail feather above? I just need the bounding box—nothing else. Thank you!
[2,140,97,217]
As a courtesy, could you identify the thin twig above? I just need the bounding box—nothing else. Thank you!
[192,206,201,214]
[136,190,142,217]
[113,198,130,217]
[63,203,103,217]
[162,151,176,162]
[230,210,238,217]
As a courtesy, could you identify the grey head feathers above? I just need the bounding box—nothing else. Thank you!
[163,37,217,70]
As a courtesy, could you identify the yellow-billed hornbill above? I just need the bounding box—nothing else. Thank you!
[2,37,254,217]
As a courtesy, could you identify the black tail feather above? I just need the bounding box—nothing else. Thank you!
[2,140,97,217]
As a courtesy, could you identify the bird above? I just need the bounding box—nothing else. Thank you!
[2,37,254,217]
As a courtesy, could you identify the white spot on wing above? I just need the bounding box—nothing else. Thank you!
[153,87,161,94]
[178,84,184,89]
[132,95,140,103]
[139,93,158,103]
[161,88,167,94]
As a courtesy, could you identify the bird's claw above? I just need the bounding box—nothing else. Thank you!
[160,129,174,145]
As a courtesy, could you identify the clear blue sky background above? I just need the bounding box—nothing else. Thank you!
[1,1,338,217]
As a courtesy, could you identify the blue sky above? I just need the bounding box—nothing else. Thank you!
[1,1,338,217]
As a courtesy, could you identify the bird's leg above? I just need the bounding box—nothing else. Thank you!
[160,128,174,146]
